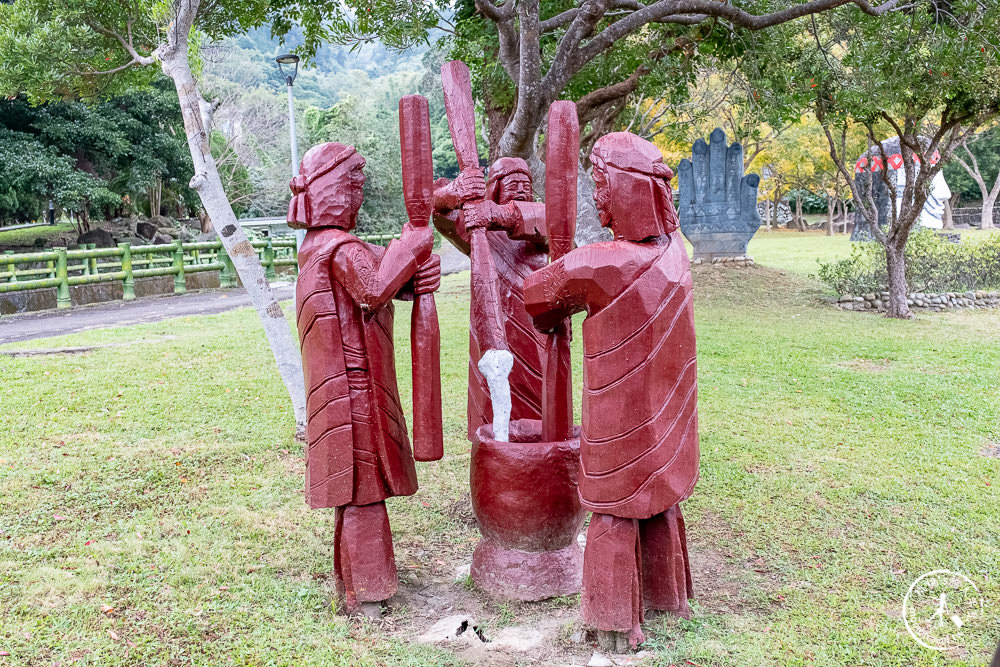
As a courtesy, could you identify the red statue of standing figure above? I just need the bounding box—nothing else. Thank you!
[432,156,548,438]
[289,141,442,616]
[524,131,699,649]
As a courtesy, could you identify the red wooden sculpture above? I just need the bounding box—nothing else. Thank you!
[524,131,700,649]
[432,158,548,439]
[434,93,585,601]
[399,94,444,462]
[289,140,442,616]
[540,100,578,443]
[440,60,516,442]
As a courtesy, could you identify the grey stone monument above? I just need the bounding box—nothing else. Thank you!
[677,128,761,260]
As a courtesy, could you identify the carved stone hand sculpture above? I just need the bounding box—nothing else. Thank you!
[677,127,761,260]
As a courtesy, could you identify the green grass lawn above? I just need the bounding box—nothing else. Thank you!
[2,233,999,665]
[0,223,75,249]
[749,229,854,279]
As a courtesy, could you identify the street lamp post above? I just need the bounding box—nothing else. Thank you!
[276,53,304,248]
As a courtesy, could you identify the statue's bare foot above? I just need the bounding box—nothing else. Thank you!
[595,629,630,653]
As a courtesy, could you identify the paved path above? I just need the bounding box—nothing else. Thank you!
[0,283,295,345]
[1,245,467,346]
[438,242,471,275]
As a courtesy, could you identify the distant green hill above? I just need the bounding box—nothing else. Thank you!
[223,26,428,109]
[200,27,450,232]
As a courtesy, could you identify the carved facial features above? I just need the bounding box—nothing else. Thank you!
[310,155,366,230]
[497,173,532,204]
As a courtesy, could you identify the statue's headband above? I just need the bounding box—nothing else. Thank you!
[592,149,674,180]
[290,145,360,195]
[487,157,531,185]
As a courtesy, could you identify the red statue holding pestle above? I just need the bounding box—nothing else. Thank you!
[524,131,700,650]
[289,131,442,616]
[436,64,586,601]
[432,156,549,439]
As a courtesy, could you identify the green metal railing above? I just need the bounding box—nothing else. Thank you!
[0,233,402,311]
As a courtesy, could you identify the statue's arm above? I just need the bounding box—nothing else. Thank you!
[332,237,423,311]
[505,201,548,246]
[523,251,593,331]
[525,244,635,330]
[432,210,471,256]
[433,174,484,255]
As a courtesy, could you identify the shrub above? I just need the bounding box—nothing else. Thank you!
[786,189,829,214]
[816,228,1000,294]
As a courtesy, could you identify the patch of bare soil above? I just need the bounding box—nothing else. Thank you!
[341,510,770,665]
[359,566,586,666]
[687,511,775,615]
[0,336,177,357]
[981,442,1000,459]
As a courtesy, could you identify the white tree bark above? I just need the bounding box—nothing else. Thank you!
[954,142,1000,230]
[982,194,997,230]
[154,2,306,437]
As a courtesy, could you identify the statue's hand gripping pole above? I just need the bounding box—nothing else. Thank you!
[542,101,579,442]
[399,95,444,461]
[441,60,514,442]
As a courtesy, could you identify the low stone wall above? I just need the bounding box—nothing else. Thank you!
[692,255,755,267]
[952,203,1000,228]
[836,290,1000,312]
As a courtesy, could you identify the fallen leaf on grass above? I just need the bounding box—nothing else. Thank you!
[53,514,67,521]
[100,604,114,615]
[108,630,119,641]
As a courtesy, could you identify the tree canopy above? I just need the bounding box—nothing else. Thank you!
[739,0,1000,317]
[0,81,194,225]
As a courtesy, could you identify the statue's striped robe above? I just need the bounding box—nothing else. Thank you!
[526,232,699,518]
[296,228,417,509]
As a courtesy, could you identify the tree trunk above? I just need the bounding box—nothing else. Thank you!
[787,193,799,230]
[151,177,162,218]
[199,209,212,233]
[484,94,513,165]
[942,197,954,229]
[884,241,911,319]
[772,189,781,229]
[826,196,834,236]
[160,42,306,438]
[762,198,771,231]
[574,164,609,245]
[981,193,997,230]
